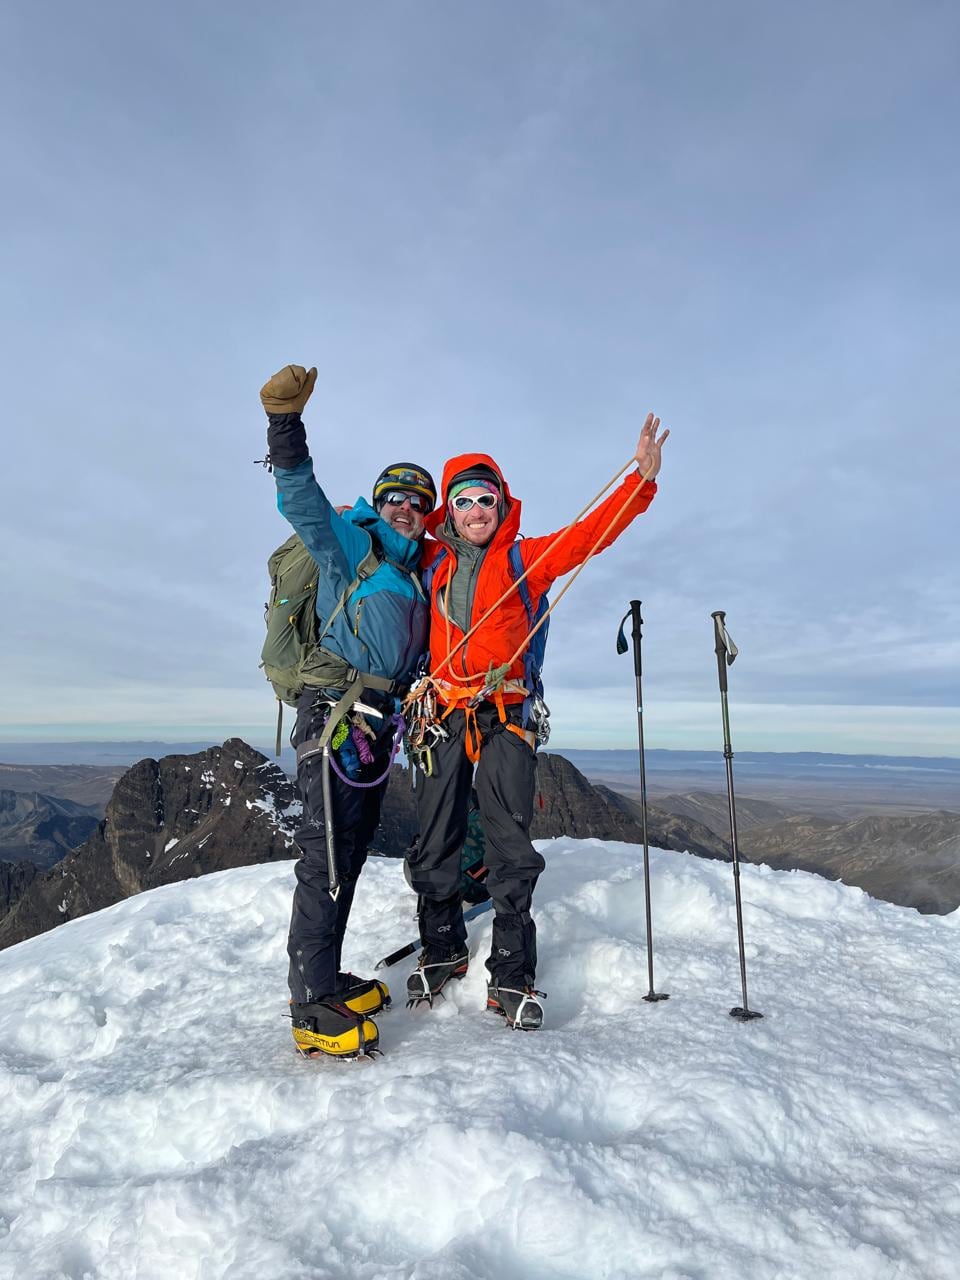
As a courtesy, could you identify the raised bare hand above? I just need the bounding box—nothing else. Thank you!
[634,413,669,481]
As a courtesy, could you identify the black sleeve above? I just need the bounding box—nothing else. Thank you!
[266,413,308,470]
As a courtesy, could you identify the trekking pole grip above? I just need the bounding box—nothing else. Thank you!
[712,610,729,695]
[629,600,643,678]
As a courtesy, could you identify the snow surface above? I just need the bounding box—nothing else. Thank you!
[1,841,959,1280]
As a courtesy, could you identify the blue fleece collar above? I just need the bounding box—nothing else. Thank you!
[344,498,422,567]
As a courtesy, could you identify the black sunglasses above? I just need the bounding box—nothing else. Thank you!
[382,490,430,512]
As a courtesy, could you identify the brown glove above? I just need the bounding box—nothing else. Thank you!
[259,365,318,415]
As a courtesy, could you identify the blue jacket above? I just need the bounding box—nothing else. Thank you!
[273,457,428,689]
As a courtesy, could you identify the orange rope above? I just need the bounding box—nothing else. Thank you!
[502,459,659,671]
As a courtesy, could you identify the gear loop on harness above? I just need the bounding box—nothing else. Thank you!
[403,671,534,764]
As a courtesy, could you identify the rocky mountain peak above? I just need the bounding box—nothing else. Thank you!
[0,741,729,950]
[0,740,300,950]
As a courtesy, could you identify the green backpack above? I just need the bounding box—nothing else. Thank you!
[260,533,382,751]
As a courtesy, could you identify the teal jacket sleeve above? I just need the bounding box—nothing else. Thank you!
[272,459,371,577]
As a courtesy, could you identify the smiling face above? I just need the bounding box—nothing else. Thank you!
[449,487,501,546]
[379,493,426,541]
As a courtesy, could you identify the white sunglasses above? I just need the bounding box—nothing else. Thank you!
[451,492,498,511]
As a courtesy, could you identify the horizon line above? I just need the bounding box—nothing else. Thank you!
[0,737,957,765]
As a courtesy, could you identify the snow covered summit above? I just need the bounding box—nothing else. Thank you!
[1,841,958,1280]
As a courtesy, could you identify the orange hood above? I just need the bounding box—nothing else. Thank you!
[425,452,522,547]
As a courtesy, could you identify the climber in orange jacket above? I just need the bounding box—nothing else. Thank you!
[405,413,669,1029]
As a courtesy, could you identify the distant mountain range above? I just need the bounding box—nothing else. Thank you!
[0,762,127,809]
[0,789,100,867]
[618,789,960,915]
[559,748,960,816]
[559,749,960,772]
[0,742,224,766]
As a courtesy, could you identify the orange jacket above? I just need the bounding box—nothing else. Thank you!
[423,452,657,702]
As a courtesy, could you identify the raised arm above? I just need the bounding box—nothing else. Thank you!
[260,365,371,574]
[520,413,669,590]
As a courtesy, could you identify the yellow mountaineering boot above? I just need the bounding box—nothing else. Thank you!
[335,972,391,1017]
[289,999,380,1058]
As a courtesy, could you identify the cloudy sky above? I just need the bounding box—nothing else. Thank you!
[2,1,957,755]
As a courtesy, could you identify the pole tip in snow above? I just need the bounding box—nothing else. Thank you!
[643,992,670,1003]
[729,1007,764,1021]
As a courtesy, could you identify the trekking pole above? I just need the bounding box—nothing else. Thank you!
[321,745,341,902]
[711,611,762,1022]
[617,601,668,1003]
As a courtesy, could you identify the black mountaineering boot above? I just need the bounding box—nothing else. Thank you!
[289,999,380,1058]
[406,949,469,1008]
[487,984,545,1031]
[336,972,391,1017]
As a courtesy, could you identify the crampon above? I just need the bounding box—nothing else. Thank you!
[405,950,469,1008]
[486,985,546,1031]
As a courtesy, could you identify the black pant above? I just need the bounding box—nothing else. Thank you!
[286,692,393,1003]
[407,704,545,988]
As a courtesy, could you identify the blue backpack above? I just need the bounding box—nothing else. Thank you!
[422,542,549,729]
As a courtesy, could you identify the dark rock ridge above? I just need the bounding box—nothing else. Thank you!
[0,744,725,950]
[5,737,957,949]
[0,739,300,950]
[0,860,40,917]
[5,738,959,950]
[0,790,100,868]
[534,758,729,857]
[589,784,730,859]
